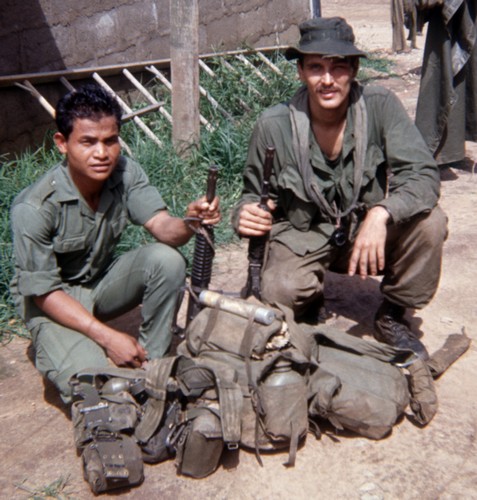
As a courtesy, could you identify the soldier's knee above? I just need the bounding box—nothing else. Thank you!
[261,278,299,309]
[146,244,186,286]
[419,206,448,245]
[261,272,320,314]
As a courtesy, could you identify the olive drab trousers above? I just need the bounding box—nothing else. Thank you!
[261,206,448,317]
[31,243,186,403]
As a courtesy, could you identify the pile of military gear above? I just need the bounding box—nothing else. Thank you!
[70,293,470,494]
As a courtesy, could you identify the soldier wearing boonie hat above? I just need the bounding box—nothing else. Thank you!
[233,17,447,360]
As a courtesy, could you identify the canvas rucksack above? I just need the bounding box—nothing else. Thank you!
[135,297,315,475]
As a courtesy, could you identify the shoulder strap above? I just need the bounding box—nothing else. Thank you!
[313,324,416,365]
[289,83,368,221]
[135,356,178,443]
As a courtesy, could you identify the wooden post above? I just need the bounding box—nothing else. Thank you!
[170,0,200,156]
[312,0,321,18]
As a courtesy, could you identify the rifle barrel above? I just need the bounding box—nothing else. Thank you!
[186,165,219,325]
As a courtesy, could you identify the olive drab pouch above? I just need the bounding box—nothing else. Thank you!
[175,403,224,478]
[82,434,144,495]
[69,367,147,494]
[139,399,183,464]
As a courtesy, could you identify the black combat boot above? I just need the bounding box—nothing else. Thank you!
[374,299,429,360]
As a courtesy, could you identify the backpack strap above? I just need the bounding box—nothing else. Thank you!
[135,356,178,443]
[196,301,221,354]
[407,331,470,426]
[313,324,417,365]
[180,360,243,448]
[285,421,299,468]
[213,372,242,448]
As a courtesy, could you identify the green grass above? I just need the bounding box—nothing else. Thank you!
[15,475,76,499]
[0,51,394,341]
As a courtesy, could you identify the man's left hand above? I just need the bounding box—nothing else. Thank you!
[348,206,390,279]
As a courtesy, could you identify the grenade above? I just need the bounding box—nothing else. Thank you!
[101,377,131,395]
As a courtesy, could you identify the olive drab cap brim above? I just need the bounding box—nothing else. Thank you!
[285,17,367,60]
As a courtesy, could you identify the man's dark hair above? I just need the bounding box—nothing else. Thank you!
[55,83,123,139]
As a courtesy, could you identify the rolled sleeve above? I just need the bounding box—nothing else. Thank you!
[16,269,63,297]
[120,159,167,225]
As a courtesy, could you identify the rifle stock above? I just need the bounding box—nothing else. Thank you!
[186,165,219,325]
[241,145,275,299]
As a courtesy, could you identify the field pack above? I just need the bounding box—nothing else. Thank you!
[69,295,469,494]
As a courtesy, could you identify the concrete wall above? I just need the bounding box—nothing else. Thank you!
[0,0,310,156]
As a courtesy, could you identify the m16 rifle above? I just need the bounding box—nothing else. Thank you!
[185,165,219,325]
[241,145,275,300]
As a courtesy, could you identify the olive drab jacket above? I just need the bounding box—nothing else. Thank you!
[233,83,440,256]
[415,0,477,164]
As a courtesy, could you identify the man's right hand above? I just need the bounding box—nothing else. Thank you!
[100,328,147,368]
[34,290,147,368]
[238,201,275,237]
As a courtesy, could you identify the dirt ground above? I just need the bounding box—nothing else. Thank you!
[1,1,476,499]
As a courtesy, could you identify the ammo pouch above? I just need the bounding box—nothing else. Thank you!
[70,368,146,494]
[175,404,224,478]
[82,434,144,495]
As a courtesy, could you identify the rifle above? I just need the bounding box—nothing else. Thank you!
[185,165,219,325]
[241,145,275,300]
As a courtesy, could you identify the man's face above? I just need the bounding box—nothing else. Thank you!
[54,115,121,187]
[297,55,357,114]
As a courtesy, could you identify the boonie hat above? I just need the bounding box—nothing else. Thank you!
[285,17,367,60]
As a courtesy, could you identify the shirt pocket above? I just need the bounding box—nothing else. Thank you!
[53,235,87,254]
[360,143,387,202]
[277,164,318,231]
[110,215,127,240]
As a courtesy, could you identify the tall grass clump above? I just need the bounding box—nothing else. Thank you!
[0,51,393,340]
[0,144,62,339]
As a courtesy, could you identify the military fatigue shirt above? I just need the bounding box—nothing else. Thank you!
[10,155,166,324]
[232,84,440,256]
